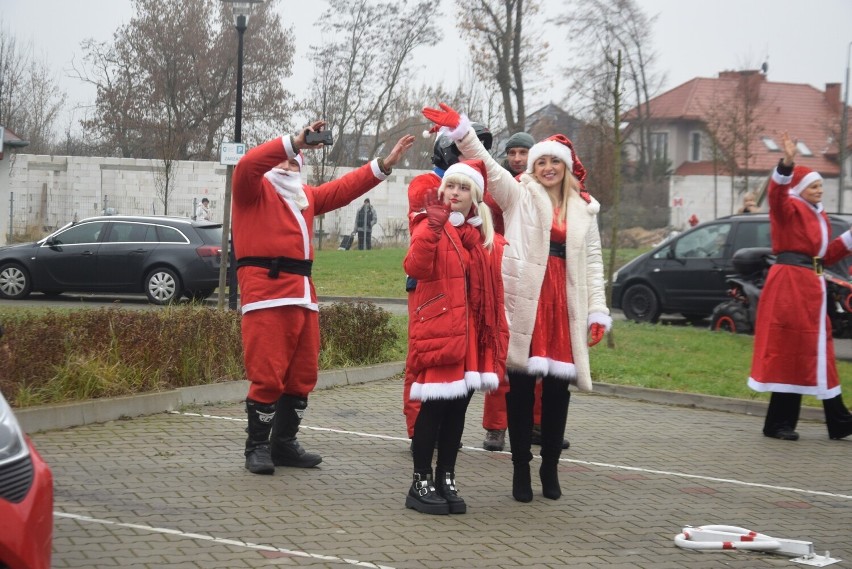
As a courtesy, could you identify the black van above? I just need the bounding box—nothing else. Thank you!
[611,213,852,323]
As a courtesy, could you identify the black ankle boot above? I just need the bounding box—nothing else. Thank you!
[405,471,449,515]
[512,463,533,503]
[823,396,852,440]
[540,461,561,500]
[435,470,466,514]
[271,395,322,468]
[245,399,275,475]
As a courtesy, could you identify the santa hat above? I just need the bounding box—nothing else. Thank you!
[444,159,487,198]
[526,134,587,188]
[790,165,822,195]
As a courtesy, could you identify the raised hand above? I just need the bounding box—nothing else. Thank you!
[295,120,327,149]
[780,131,797,166]
[383,134,416,169]
[423,189,450,234]
[588,323,605,347]
[422,102,461,130]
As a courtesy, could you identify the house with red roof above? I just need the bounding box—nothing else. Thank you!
[623,70,850,228]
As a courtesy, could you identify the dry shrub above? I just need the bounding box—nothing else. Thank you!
[319,300,397,368]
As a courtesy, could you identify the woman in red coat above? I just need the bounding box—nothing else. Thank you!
[749,132,852,441]
[404,159,508,515]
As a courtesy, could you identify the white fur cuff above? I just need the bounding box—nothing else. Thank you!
[588,312,613,331]
[448,114,471,141]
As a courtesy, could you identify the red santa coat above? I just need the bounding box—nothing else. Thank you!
[232,135,388,313]
[404,214,507,401]
[748,167,852,399]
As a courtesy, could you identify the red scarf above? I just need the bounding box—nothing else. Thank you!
[456,224,499,363]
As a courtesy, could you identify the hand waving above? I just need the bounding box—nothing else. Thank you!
[423,189,450,234]
[383,134,416,169]
[422,103,461,130]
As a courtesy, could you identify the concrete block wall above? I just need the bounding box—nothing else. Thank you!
[1,154,421,246]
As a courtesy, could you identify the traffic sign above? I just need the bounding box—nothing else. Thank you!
[220,142,246,165]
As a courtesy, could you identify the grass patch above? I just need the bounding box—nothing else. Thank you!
[593,321,852,407]
[311,247,649,298]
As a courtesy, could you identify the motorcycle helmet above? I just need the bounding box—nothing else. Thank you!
[431,122,493,171]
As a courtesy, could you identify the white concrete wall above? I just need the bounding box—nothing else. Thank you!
[1,154,419,246]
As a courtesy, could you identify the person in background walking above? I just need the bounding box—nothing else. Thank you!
[232,120,414,475]
[355,198,377,250]
[423,103,611,503]
[195,198,211,221]
[748,131,852,441]
[404,159,507,515]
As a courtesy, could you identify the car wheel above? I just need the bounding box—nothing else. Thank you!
[0,263,32,300]
[710,300,752,334]
[145,267,182,305]
[622,284,660,323]
[186,289,214,302]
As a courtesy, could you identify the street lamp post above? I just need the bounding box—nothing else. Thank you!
[839,40,851,213]
[218,0,263,310]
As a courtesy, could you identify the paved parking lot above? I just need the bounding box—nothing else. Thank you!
[30,376,852,569]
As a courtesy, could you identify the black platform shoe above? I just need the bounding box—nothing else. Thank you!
[435,471,467,514]
[764,427,800,441]
[405,472,449,515]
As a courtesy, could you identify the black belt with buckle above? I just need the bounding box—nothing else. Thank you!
[549,241,566,259]
[775,251,824,275]
[237,256,313,278]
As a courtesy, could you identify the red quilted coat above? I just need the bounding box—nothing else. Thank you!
[748,166,852,399]
[404,215,508,401]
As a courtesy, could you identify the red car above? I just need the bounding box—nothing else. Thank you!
[0,389,53,569]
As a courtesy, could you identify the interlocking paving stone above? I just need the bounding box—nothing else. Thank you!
[33,379,852,568]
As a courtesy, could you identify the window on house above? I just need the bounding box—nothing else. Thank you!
[796,141,813,156]
[650,132,668,161]
[761,136,780,151]
[690,132,701,161]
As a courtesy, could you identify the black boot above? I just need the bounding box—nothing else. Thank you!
[506,377,535,503]
[405,471,449,515]
[435,470,466,514]
[270,395,322,468]
[531,424,570,449]
[539,382,570,500]
[245,399,275,475]
[824,395,852,440]
[763,392,801,440]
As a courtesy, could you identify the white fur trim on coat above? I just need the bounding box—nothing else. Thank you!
[588,312,613,331]
[478,372,500,392]
[447,114,471,141]
[771,167,792,186]
[410,377,470,401]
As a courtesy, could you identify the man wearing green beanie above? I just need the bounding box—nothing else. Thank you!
[502,132,535,176]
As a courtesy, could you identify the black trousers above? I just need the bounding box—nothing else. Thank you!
[764,391,852,435]
[357,229,372,250]
[506,371,570,465]
[411,392,473,473]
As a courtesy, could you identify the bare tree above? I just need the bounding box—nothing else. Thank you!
[0,22,66,153]
[75,0,296,160]
[301,0,441,183]
[455,0,545,133]
[560,0,664,184]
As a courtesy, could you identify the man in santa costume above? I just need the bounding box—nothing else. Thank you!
[749,131,852,441]
[233,121,414,474]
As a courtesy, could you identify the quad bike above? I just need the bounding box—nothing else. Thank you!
[710,247,852,337]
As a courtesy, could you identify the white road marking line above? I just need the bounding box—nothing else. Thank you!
[54,512,397,569]
[171,410,852,501]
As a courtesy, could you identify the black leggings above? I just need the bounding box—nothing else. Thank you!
[411,392,473,473]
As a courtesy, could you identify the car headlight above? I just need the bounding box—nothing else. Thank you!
[0,393,29,466]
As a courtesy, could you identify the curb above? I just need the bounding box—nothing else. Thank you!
[16,361,404,434]
[16,360,826,434]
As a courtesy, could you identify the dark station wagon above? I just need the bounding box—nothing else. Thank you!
[0,215,223,305]
[612,213,852,323]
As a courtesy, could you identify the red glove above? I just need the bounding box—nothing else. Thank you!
[588,323,605,347]
[422,103,461,130]
[424,190,450,234]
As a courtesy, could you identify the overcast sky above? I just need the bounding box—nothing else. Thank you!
[3,0,852,132]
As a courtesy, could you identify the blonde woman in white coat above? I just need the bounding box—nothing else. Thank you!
[423,103,612,502]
